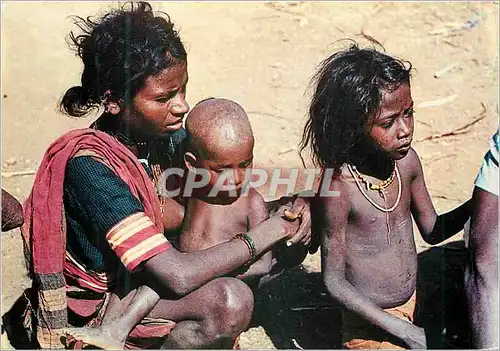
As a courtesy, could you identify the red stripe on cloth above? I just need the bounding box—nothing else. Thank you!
[125,319,177,350]
[124,242,172,271]
[110,226,163,260]
[64,261,108,293]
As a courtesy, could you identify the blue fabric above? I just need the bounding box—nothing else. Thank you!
[64,157,144,271]
[475,129,499,196]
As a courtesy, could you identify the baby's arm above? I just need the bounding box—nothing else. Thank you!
[320,179,426,349]
[237,189,273,281]
[407,148,471,245]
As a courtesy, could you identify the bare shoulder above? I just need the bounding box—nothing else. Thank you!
[397,147,423,180]
[247,187,265,206]
[316,174,350,217]
[246,187,268,226]
[309,174,351,244]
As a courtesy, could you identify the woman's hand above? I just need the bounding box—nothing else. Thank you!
[290,197,313,248]
[275,197,315,252]
[270,203,305,245]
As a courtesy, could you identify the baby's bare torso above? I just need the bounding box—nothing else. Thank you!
[340,164,417,308]
[179,196,251,252]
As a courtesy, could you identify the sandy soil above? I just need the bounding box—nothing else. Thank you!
[1,2,498,349]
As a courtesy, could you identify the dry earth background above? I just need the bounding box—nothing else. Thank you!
[1,1,499,349]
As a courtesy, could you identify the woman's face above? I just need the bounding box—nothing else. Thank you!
[121,61,189,138]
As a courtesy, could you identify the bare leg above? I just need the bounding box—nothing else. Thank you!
[65,286,160,349]
[256,242,308,289]
[148,277,254,349]
[66,276,253,349]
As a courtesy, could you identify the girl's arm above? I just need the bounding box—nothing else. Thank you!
[408,148,471,245]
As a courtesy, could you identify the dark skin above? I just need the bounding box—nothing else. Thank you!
[464,187,498,348]
[181,188,272,282]
[317,83,471,349]
[180,103,273,283]
[1,189,24,232]
[180,98,310,280]
[64,64,310,349]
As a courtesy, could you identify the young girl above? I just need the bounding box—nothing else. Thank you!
[300,43,471,349]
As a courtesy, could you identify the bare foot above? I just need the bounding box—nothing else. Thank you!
[63,326,126,350]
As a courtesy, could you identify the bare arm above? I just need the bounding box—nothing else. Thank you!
[237,189,273,281]
[2,189,24,232]
[160,195,185,233]
[143,206,301,296]
[408,148,471,245]
[464,187,498,348]
[265,191,313,249]
[319,180,426,348]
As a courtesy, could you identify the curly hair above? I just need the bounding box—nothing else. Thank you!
[60,1,187,117]
[299,42,412,175]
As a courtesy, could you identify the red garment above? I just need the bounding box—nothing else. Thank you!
[21,128,164,348]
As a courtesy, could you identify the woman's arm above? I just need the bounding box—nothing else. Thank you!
[143,210,299,295]
[64,157,306,296]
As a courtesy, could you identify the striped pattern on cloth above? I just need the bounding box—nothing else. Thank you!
[106,212,171,271]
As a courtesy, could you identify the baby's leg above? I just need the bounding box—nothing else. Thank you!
[65,285,160,350]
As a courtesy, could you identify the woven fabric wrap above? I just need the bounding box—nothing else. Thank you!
[21,128,164,348]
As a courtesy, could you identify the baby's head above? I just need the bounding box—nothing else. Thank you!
[184,98,254,200]
[300,43,413,173]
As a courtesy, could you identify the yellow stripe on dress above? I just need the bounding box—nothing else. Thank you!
[121,233,168,267]
[65,251,112,284]
[107,216,153,247]
[106,212,145,240]
[38,288,67,312]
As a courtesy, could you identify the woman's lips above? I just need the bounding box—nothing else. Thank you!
[397,141,412,150]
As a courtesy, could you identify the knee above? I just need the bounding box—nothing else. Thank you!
[206,277,254,337]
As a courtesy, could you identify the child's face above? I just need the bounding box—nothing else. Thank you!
[121,62,190,137]
[198,137,254,198]
[368,83,414,160]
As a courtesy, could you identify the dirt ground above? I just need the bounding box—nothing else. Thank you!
[1,1,498,349]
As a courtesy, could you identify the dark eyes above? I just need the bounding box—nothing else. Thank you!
[381,107,414,129]
[382,120,395,129]
[155,93,175,103]
[406,107,415,117]
[155,97,170,103]
[242,159,253,168]
[212,160,252,173]
[155,85,187,103]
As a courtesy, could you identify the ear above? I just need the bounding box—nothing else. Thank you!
[184,152,197,172]
[106,100,121,115]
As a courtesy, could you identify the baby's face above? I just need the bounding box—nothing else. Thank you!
[368,83,414,160]
[199,136,254,197]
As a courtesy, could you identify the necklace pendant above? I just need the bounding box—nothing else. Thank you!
[378,189,385,199]
[386,216,391,245]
